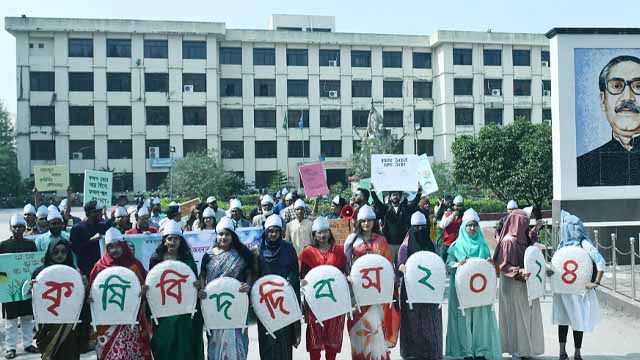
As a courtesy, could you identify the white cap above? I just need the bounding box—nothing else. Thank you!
[294,199,306,209]
[168,201,179,208]
[332,196,342,206]
[59,199,68,211]
[114,207,128,218]
[462,208,480,224]
[285,193,294,201]
[357,205,376,221]
[261,195,275,206]
[410,211,427,226]
[137,206,150,217]
[163,220,183,236]
[206,196,217,204]
[47,205,58,214]
[36,205,48,218]
[523,206,533,218]
[23,204,36,215]
[282,188,289,195]
[127,206,137,215]
[264,214,283,229]
[312,217,330,232]
[143,199,151,209]
[10,214,26,226]
[216,217,235,233]
[47,209,63,221]
[507,200,518,210]
[229,199,242,210]
[152,197,161,205]
[453,195,464,205]
[203,207,215,218]
[105,227,124,245]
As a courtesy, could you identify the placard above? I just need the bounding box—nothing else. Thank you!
[299,162,330,198]
[455,258,497,311]
[83,170,113,208]
[551,246,593,295]
[0,251,45,303]
[302,265,351,324]
[34,165,69,192]
[328,219,351,246]
[524,246,547,303]
[251,275,302,337]
[349,254,395,309]
[404,251,446,308]
[90,266,142,328]
[417,154,439,195]
[32,264,85,325]
[180,198,201,219]
[371,154,419,191]
[201,277,249,330]
[145,260,198,321]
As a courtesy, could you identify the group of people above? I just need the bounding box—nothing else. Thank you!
[2,187,606,360]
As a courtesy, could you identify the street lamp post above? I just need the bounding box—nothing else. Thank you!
[414,122,422,155]
[169,146,176,199]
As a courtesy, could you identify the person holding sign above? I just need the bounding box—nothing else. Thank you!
[31,237,88,360]
[88,228,152,360]
[148,221,204,360]
[344,205,400,360]
[255,214,301,360]
[397,211,443,360]
[298,217,347,360]
[199,217,255,360]
[552,211,605,360]
[493,210,545,359]
[445,209,501,360]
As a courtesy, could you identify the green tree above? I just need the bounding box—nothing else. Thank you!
[266,170,289,194]
[451,120,552,209]
[0,100,22,198]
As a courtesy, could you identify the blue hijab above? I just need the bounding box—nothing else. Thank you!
[559,210,592,249]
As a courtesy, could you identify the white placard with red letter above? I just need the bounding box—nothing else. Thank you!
[404,251,447,308]
[524,246,547,303]
[302,265,352,324]
[32,265,85,326]
[90,266,142,328]
[201,277,249,331]
[551,246,593,295]
[349,254,395,309]
[251,275,302,338]
[145,260,198,322]
[455,258,497,311]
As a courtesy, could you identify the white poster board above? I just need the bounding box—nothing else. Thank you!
[455,258,497,311]
[32,265,85,326]
[251,275,302,338]
[371,154,419,191]
[524,246,547,303]
[90,266,142,328]
[417,154,439,195]
[302,265,352,324]
[145,260,198,322]
[201,277,249,331]
[349,254,395,309]
[404,251,446,308]
[551,246,593,295]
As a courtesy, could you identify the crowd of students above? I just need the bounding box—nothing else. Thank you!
[2,188,605,360]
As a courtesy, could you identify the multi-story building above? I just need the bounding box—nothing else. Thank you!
[5,14,551,193]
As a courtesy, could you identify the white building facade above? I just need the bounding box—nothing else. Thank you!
[5,15,551,193]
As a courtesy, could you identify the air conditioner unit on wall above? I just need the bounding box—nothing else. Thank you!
[491,89,501,96]
[328,59,338,67]
[71,152,83,160]
[183,84,194,92]
[328,90,338,98]
[541,60,549,67]
[543,90,551,97]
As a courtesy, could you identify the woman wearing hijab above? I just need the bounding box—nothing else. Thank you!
[445,209,501,360]
[89,228,152,360]
[553,211,605,360]
[31,238,88,360]
[298,217,347,360]
[149,221,205,360]
[397,211,442,360]
[344,205,400,360]
[493,210,545,360]
[198,217,254,360]
[255,214,301,360]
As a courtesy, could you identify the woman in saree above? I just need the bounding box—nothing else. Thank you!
[89,227,152,360]
[198,217,254,360]
[344,205,400,360]
[148,220,205,360]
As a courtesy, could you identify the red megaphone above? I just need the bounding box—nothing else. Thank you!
[341,205,354,219]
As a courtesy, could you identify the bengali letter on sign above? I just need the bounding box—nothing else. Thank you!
[83,170,113,208]
[34,165,69,192]
[371,154,418,191]
[299,162,330,198]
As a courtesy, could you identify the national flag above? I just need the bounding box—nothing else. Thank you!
[282,111,288,130]
[298,112,304,129]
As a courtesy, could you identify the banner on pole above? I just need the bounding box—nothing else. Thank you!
[299,162,330,198]
[83,170,113,208]
[371,154,419,191]
[34,165,69,192]
[0,251,45,303]
[417,154,439,195]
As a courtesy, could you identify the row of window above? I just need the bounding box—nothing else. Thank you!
[454,79,552,96]
[454,48,550,67]
[455,108,552,126]
[29,72,206,93]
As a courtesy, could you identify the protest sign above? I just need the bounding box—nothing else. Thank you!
[251,274,302,338]
[371,154,419,191]
[0,251,45,303]
[34,165,69,192]
[32,265,85,325]
[328,219,351,245]
[237,227,263,250]
[84,170,113,208]
[180,198,201,218]
[404,251,446,308]
[524,246,547,303]
[299,162,330,198]
[417,154,439,195]
[350,254,395,309]
[551,246,593,295]
[455,258,497,311]
[145,260,198,321]
[201,277,249,330]
[302,265,351,324]
[90,266,142,328]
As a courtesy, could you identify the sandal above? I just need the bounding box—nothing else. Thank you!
[25,345,39,353]
[559,353,569,360]
[4,350,16,359]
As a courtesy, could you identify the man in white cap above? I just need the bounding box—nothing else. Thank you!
[35,209,70,251]
[70,200,109,276]
[22,204,37,234]
[126,206,158,235]
[204,196,226,222]
[112,206,132,233]
[228,199,251,229]
[495,200,519,238]
[1,214,39,358]
[326,195,346,219]
[273,188,288,215]
[438,195,465,262]
[252,195,276,227]
[30,205,50,235]
[149,197,165,229]
[285,199,314,254]
[158,201,184,231]
[281,191,315,223]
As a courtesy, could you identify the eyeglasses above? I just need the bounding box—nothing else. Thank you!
[606,78,640,95]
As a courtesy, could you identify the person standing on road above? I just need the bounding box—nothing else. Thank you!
[70,201,108,276]
[35,209,70,252]
[438,195,465,263]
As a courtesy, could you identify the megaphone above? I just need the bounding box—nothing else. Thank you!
[341,205,354,219]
